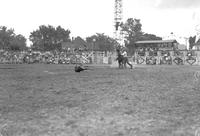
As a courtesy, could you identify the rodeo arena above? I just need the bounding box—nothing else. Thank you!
[1,39,200,66]
[2,0,200,136]
[2,38,200,136]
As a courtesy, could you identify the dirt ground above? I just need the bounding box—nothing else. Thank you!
[0,64,200,136]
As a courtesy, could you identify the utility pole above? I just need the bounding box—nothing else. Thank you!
[195,24,200,43]
[114,0,124,47]
[183,37,189,50]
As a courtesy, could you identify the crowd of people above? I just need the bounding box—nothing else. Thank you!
[0,50,92,64]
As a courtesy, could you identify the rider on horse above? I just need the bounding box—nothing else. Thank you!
[116,47,133,69]
[121,49,133,69]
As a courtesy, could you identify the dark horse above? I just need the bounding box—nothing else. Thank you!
[116,49,133,69]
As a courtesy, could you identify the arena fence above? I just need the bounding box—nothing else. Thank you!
[2,50,200,66]
[133,50,200,65]
[0,50,115,65]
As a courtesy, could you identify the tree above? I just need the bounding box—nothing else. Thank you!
[189,36,196,49]
[0,26,14,50]
[86,33,116,51]
[9,34,27,50]
[121,18,162,54]
[121,18,143,43]
[140,33,162,41]
[29,25,71,51]
[0,26,26,50]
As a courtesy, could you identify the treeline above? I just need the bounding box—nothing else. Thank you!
[0,26,26,50]
[30,25,71,51]
[0,18,163,52]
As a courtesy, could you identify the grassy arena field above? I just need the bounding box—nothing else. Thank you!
[0,64,200,136]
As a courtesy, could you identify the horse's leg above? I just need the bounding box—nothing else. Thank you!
[118,60,121,68]
[121,61,123,68]
[127,61,133,69]
[124,60,127,68]
[126,58,132,69]
[118,60,122,68]
[120,62,123,68]
[121,58,125,68]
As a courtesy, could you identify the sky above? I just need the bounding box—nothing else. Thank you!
[0,0,200,46]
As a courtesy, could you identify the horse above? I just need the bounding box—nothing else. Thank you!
[116,52,125,68]
[116,49,133,69]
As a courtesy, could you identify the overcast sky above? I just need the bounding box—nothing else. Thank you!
[0,0,200,45]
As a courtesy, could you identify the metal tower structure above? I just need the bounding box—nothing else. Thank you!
[195,24,200,42]
[114,0,124,46]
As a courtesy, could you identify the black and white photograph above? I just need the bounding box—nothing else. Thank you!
[0,0,200,136]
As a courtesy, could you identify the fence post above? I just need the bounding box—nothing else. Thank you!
[183,51,187,65]
[134,51,137,64]
[170,51,174,65]
[145,51,149,65]
[196,51,200,65]
[157,51,161,65]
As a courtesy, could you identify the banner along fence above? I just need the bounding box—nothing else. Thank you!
[0,50,115,65]
[3,49,200,66]
[133,50,200,65]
